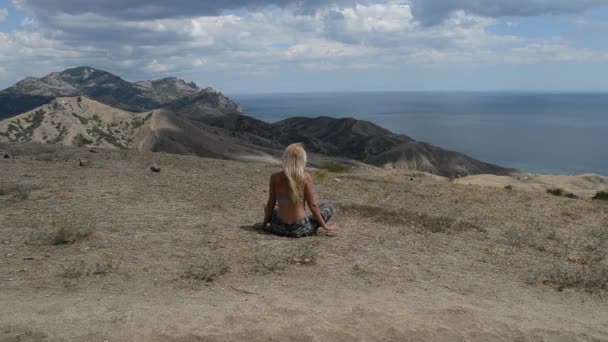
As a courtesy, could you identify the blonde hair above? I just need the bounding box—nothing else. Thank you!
[282,143,307,202]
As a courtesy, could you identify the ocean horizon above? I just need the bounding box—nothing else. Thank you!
[231,91,608,175]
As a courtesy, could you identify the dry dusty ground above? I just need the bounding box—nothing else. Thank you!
[1,143,607,342]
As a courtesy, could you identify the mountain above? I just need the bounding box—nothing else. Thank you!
[203,115,515,177]
[0,67,240,119]
[0,68,517,177]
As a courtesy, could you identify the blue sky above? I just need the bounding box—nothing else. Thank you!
[1,0,607,93]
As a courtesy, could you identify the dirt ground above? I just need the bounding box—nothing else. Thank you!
[1,144,607,341]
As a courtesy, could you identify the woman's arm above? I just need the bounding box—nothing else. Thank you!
[304,175,336,230]
[261,174,276,227]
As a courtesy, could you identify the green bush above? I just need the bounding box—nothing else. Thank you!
[322,161,350,173]
[593,191,608,201]
[547,188,577,199]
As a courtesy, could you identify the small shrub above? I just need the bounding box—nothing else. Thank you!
[504,185,513,191]
[322,161,350,173]
[245,250,286,274]
[547,188,564,196]
[71,113,89,125]
[0,183,31,200]
[313,169,329,182]
[288,240,319,264]
[59,255,116,279]
[46,214,96,245]
[73,134,93,147]
[91,255,116,275]
[504,227,545,251]
[547,188,577,198]
[593,191,608,201]
[538,265,608,292]
[181,257,230,282]
[59,260,87,279]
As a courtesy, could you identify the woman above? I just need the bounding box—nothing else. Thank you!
[255,143,339,237]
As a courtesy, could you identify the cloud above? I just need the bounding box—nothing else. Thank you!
[0,8,8,22]
[12,0,360,19]
[0,1,607,90]
[410,0,608,25]
[144,59,172,72]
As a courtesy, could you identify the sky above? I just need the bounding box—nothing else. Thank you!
[0,0,607,93]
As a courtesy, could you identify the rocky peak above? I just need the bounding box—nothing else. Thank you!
[1,67,241,119]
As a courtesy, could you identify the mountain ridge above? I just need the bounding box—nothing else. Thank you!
[0,68,517,177]
[0,66,240,119]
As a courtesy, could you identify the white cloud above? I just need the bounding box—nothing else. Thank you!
[0,1,607,89]
[144,59,172,72]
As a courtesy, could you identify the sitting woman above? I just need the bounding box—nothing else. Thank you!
[255,143,339,237]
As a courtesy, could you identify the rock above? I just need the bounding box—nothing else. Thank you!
[3,154,9,159]
[150,164,161,173]
[79,159,90,167]
[89,149,99,153]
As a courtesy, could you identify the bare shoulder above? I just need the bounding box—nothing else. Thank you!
[304,173,314,184]
[270,171,284,182]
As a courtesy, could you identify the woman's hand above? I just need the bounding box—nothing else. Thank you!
[323,222,340,231]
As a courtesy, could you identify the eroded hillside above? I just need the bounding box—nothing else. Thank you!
[0,97,152,150]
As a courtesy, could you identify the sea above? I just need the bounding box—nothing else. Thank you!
[231,92,608,175]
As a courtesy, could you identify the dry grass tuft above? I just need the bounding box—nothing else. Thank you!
[38,214,96,245]
[535,265,608,292]
[59,260,87,279]
[181,257,230,283]
[59,255,116,279]
[312,169,329,182]
[525,225,608,292]
[245,249,287,275]
[287,240,320,265]
[0,182,32,200]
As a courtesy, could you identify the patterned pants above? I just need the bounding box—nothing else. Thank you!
[270,203,335,238]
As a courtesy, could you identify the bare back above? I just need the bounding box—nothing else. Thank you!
[271,171,309,224]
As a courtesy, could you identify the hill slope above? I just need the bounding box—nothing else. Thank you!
[0,96,152,149]
[0,96,279,163]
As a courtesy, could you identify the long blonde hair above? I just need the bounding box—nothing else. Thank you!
[282,143,307,202]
